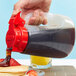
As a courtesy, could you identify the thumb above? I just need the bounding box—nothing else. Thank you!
[12,2,21,15]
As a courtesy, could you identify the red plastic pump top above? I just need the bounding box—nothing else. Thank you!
[6,12,28,53]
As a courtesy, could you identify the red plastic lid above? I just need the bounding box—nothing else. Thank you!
[6,12,28,53]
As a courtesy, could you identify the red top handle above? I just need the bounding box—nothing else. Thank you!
[9,12,25,27]
[6,12,28,53]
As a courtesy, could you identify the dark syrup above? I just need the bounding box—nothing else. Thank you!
[23,28,75,58]
[0,55,11,67]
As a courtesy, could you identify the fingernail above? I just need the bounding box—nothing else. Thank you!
[12,9,20,15]
[43,19,47,25]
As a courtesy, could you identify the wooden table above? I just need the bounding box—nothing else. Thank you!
[41,66,76,76]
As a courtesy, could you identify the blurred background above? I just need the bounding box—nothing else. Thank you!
[0,0,76,59]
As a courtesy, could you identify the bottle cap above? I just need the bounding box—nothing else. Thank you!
[6,12,28,53]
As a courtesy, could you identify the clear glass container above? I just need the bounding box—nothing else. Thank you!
[31,55,52,69]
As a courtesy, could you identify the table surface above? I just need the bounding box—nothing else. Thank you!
[17,59,76,76]
[42,66,76,76]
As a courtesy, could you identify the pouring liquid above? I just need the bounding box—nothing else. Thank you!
[0,50,11,67]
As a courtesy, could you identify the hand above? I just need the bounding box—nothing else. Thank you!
[13,0,52,25]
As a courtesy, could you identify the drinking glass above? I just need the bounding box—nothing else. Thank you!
[31,55,52,69]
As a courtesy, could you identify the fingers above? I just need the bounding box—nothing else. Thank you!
[28,10,47,25]
[40,11,47,25]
